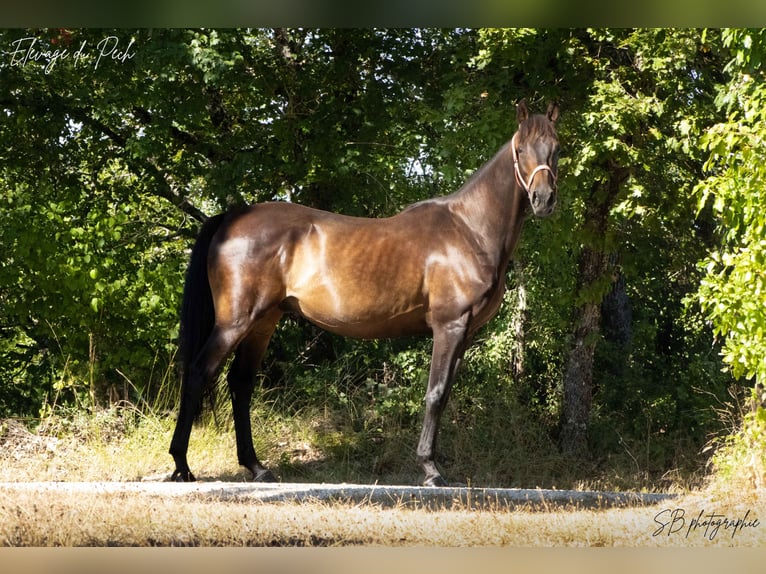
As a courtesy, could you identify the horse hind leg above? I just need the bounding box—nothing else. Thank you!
[227,310,282,482]
[169,319,250,481]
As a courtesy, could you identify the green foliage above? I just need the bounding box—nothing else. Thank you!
[695,30,766,385]
[0,28,756,488]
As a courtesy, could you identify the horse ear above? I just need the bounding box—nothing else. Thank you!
[547,101,560,124]
[516,99,529,124]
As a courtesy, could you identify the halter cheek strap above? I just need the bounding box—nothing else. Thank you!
[511,132,557,193]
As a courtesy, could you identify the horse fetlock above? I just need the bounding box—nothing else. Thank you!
[170,468,196,482]
[423,473,448,487]
[251,468,278,483]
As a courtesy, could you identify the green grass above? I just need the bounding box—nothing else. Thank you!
[0,351,745,492]
[707,396,766,496]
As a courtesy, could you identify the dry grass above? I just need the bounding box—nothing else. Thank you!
[2,412,766,546]
[0,487,764,546]
[0,406,706,490]
[0,414,240,482]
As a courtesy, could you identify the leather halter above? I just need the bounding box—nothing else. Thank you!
[511,131,557,193]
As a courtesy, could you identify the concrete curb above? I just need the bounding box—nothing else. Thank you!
[0,481,677,510]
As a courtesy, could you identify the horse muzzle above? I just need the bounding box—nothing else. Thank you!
[530,185,557,217]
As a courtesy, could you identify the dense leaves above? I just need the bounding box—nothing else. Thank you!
[695,29,766,385]
[0,28,760,483]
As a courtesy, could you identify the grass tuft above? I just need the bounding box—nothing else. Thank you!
[706,388,766,499]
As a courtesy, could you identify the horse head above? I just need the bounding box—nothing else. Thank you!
[512,100,560,217]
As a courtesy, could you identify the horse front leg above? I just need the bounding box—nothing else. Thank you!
[416,315,469,487]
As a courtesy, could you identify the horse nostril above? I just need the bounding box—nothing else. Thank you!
[532,190,551,206]
[531,189,556,215]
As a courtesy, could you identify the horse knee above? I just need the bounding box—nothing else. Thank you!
[424,384,450,413]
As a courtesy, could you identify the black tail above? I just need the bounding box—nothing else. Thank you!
[178,213,225,411]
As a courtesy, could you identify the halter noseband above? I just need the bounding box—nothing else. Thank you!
[511,131,557,193]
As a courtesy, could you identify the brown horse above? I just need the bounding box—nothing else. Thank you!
[170,100,560,486]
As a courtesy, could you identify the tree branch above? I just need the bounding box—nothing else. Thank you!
[67,103,211,224]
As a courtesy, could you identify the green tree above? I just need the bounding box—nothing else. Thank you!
[696,29,766,386]
[0,28,477,415]
[0,28,742,489]
[472,28,732,459]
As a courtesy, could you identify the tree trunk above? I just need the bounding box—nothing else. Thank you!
[601,255,632,349]
[561,247,607,456]
[510,260,527,382]
[601,256,633,381]
[560,164,629,456]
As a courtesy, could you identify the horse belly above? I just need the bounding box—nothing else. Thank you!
[284,279,430,339]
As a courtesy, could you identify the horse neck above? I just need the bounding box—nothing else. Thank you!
[449,143,528,265]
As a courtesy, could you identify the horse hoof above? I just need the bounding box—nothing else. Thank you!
[252,469,278,483]
[169,469,196,482]
[423,475,448,487]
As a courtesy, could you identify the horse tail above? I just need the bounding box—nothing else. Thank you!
[178,213,225,411]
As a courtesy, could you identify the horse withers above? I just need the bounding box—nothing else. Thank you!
[169,100,560,486]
